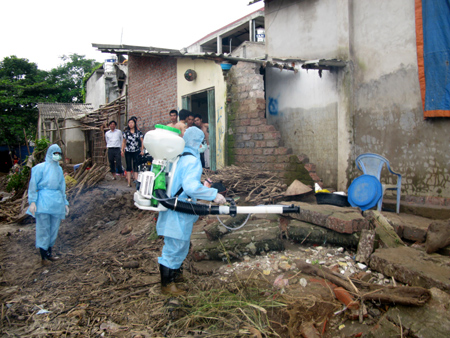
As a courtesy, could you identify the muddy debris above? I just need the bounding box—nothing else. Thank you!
[1,174,450,337]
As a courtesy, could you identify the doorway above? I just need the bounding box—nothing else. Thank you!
[182,88,216,170]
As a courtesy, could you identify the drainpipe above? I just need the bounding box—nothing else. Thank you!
[217,35,222,54]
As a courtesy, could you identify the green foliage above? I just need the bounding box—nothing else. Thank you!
[33,138,51,164]
[0,54,100,145]
[6,166,30,193]
[0,56,57,145]
[34,137,51,153]
[47,54,101,103]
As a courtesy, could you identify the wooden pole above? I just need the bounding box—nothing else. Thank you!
[23,128,31,156]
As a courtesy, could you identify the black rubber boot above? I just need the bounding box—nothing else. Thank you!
[39,248,51,266]
[160,264,186,296]
[173,266,184,283]
[47,247,59,261]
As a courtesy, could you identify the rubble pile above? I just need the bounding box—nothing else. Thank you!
[203,165,288,204]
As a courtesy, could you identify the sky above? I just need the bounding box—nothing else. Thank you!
[1,0,263,71]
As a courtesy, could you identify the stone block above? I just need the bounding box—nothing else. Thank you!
[385,287,450,338]
[355,229,376,263]
[250,119,264,126]
[381,212,431,243]
[286,202,369,234]
[369,246,450,292]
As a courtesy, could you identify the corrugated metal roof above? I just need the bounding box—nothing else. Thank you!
[38,103,94,120]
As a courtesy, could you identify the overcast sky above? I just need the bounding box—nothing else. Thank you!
[1,0,262,71]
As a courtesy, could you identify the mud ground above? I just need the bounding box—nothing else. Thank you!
[0,177,434,337]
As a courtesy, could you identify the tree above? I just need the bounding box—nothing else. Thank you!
[47,54,100,103]
[0,56,57,145]
[0,54,100,145]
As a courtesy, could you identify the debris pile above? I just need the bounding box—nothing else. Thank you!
[203,165,288,204]
[0,158,109,223]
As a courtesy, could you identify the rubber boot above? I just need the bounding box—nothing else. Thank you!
[160,264,186,296]
[173,266,184,283]
[47,247,60,262]
[39,248,51,266]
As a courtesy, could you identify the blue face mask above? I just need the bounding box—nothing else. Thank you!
[52,154,62,162]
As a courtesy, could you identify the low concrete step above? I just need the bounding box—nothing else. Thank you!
[369,246,450,292]
[375,211,432,243]
[383,198,450,220]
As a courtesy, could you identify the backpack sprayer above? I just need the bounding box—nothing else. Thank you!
[133,125,300,224]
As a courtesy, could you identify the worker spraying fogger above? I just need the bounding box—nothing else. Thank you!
[134,125,299,295]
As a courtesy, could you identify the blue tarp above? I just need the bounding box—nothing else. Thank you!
[418,0,450,116]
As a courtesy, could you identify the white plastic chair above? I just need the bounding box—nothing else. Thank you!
[355,153,402,213]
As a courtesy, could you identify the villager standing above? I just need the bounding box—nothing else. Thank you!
[104,121,124,179]
[167,110,179,128]
[156,127,226,295]
[177,109,190,136]
[194,114,210,168]
[27,144,69,266]
[121,118,144,187]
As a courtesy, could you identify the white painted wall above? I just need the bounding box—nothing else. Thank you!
[63,119,85,164]
[266,67,342,187]
[266,0,350,60]
[85,70,106,110]
[177,58,227,169]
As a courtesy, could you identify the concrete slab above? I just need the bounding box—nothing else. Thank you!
[285,202,370,234]
[366,315,401,338]
[190,217,283,261]
[369,246,450,292]
[386,287,450,338]
[381,212,432,243]
[384,198,450,220]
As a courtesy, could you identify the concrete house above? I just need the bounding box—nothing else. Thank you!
[93,0,450,206]
[85,56,127,111]
[92,8,270,172]
[251,0,450,205]
[92,7,323,183]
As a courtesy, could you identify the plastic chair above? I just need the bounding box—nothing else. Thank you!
[355,153,402,213]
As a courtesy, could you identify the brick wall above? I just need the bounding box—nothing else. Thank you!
[226,62,319,187]
[128,55,177,133]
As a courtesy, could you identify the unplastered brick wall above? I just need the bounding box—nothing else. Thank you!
[128,55,177,133]
[226,62,318,186]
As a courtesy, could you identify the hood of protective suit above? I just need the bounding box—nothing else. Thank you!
[45,144,62,163]
[183,127,204,155]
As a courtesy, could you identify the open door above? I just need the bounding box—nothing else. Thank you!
[182,88,216,170]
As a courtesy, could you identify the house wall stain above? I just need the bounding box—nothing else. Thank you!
[353,67,450,199]
[264,0,450,203]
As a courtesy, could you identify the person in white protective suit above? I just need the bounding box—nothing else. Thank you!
[156,127,226,295]
[27,144,69,266]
